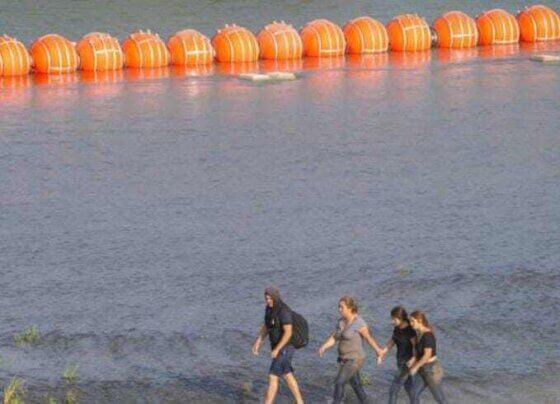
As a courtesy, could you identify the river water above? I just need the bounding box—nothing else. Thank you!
[1,1,560,403]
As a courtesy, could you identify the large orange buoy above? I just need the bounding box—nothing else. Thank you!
[29,34,79,74]
[518,5,560,42]
[0,35,31,76]
[432,11,478,48]
[476,9,520,45]
[122,31,170,68]
[212,24,259,63]
[300,19,346,57]
[343,16,388,54]
[386,14,432,51]
[76,32,123,71]
[167,29,214,66]
[257,21,302,60]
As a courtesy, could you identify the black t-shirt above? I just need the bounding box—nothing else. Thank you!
[392,325,416,363]
[265,303,293,349]
[416,331,437,359]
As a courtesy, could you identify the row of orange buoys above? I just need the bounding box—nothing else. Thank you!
[1,5,559,77]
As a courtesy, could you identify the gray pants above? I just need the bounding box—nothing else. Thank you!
[333,357,368,404]
[388,362,414,404]
[411,361,447,404]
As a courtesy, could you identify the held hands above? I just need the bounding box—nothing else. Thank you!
[317,344,327,358]
[271,349,280,359]
[376,347,388,365]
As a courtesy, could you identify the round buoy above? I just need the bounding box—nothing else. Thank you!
[167,29,214,66]
[518,5,560,42]
[76,32,123,71]
[0,35,31,76]
[300,19,346,57]
[212,25,259,63]
[476,9,520,45]
[257,21,302,60]
[386,14,432,51]
[29,34,79,74]
[122,31,170,68]
[432,11,478,48]
[343,16,388,54]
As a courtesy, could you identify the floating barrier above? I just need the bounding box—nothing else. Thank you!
[0,35,31,76]
[300,19,346,57]
[432,11,478,48]
[257,21,303,60]
[476,9,520,45]
[212,24,259,63]
[122,31,170,68]
[167,29,214,66]
[1,3,560,83]
[386,14,432,51]
[518,5,560,42]
[29,34,79,74]
[343,16,388,54]
[76,32,124,71]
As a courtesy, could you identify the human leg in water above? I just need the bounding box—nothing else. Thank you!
[283,372,304,404]
[333,358,367,404]
[411,363,447,404]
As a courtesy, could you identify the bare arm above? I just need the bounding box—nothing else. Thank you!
[318,332,337,357]
[410,348,433,375]
[358,326,382,356]
[379,338,394,363]
[252,324,268,355]
[271,324,293,357]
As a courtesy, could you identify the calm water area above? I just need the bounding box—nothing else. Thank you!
[1,1,560,403]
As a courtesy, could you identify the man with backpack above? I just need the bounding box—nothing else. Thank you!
[252,287,307,404]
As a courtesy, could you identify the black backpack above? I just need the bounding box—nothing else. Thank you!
[290,311,309,349]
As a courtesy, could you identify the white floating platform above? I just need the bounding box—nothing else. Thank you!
[530,54,560,64]
[239,73,271,81]
[238,72,297,82]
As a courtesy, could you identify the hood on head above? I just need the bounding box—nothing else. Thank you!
[264,286,282,306]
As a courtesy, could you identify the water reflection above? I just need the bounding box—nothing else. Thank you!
[477,44,519,60]
[435,48,479,65]
[388,51,431,69]
[170,64,215,78]
[259,59,303,73]
[214,62,259,76]
[0,75,32,108]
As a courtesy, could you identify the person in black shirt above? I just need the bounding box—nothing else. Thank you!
[379,306,416,404]
[252,287,304,404]
[408,310,447,404]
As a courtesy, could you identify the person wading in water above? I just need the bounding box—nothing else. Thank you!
[408,310,448,404]
[318,295,383,404]
[252,287,304,404]
[379,306,416,404]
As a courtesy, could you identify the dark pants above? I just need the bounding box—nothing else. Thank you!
[388,361,414,404]
[269,345,295,377]
[411,361,447,404]
[333,357,368,404]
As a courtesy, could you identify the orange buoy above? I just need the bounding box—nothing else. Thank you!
[300,19,346,57]
[212,24,259,63]
[0,35,31,76]
[167,29,214,66]
[76,32,123,71]
[518,5,560,42]
[476,9,520,45]
[343,16,388,54]
[432,11,478,48]
[122,31,170,68]
[257,21,302,60]
[29,34,79,74]
[386,14,432,51]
